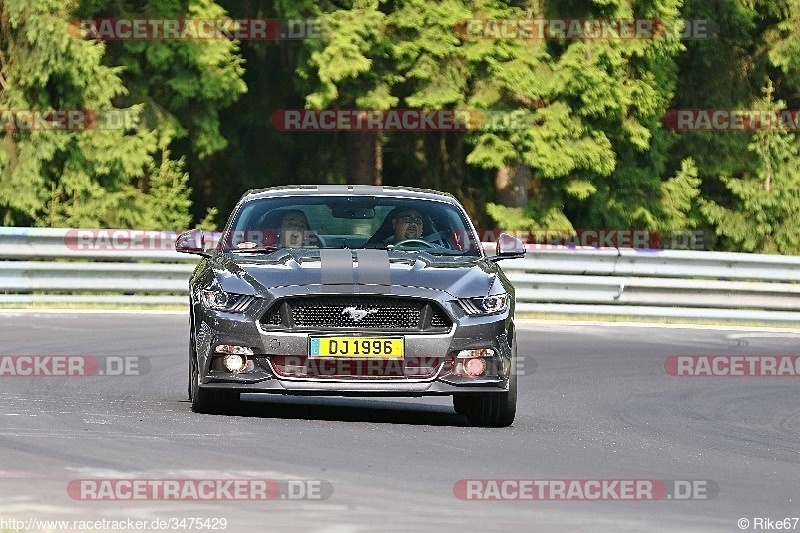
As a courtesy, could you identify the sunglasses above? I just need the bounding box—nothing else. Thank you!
[396,215,423,225]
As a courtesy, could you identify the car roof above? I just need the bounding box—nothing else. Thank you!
[239,185,459,205]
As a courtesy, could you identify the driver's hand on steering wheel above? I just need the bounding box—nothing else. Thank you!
[392,238,438,249]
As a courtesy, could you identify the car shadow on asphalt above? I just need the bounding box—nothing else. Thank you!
[200,395,472,426]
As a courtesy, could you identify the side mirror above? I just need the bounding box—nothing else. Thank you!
[492,233,526,261]
[175,229,209,256]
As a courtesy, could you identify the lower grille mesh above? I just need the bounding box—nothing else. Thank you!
[293,297,420,328]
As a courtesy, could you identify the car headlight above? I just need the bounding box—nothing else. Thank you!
[460,293,510,316]
[199,289,254,312]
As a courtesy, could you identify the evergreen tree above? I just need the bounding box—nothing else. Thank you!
[0,0,244,229]
[700,81,800,254]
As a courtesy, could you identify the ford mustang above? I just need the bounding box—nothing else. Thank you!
[176,185,525,426]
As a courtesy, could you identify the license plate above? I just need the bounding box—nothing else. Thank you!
[309,337,404,358]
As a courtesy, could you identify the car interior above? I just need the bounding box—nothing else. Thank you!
[229,198,476,252]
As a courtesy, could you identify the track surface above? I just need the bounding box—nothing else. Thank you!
[0,312,798,532]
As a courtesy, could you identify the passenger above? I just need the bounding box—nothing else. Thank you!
[278,210,311,247]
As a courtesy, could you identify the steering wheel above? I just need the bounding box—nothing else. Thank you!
[394,238,436,249]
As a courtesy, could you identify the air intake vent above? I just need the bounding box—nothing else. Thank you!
[260,297,451,331]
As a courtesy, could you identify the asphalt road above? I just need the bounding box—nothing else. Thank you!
[0,312,799,532]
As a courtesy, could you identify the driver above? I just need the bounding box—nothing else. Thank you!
[391,209,424,244]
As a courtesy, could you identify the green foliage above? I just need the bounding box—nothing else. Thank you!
[298,0,399,110]
[699,82,800,254]
[0,0,161,227]
[659,157,701,231]
[765,0,800,87]
[78,0,248,159]
[2,0,800,256]
[486,202,573,232]
[196,206,219,230]
[0,0,245,229]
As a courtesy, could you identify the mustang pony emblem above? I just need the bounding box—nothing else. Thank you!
[342,307,379,322]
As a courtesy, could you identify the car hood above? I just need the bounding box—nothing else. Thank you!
[210,249,495,299]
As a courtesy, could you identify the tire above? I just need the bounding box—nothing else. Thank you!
[453,395,472,416]
[189,338,240,414]
[188,316,195,401]
[463,371,517,427]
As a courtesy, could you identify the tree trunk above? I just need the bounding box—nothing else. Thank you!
[495,163,530,207]
[346,131,381,185]
[375,133,383,186]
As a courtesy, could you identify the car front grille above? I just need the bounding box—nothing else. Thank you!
[260,296,451,331]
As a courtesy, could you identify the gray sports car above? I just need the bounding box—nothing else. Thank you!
[176,185,525,426]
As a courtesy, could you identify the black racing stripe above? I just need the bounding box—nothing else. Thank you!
[356,249,391,286]
[319,249,355,290]
[351,185,384,195]
[317,185,349,194]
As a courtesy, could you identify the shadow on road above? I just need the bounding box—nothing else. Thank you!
[184,395,472,426]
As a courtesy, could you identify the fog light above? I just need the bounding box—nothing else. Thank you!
[452,348,496,378]
[223,354,248,373]
[465,357,486,376]
[214,345,254,356]
[457,348,496,359]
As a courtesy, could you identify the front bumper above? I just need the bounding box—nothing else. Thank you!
[202,379,509,396]
[192,294,514,397]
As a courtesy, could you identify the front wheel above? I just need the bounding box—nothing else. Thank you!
[455,372,517,427]
[453,395,471,416]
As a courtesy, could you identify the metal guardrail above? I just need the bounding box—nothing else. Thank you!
[1,227,799,322]
[498,250,800,321]
[0,227,194,261]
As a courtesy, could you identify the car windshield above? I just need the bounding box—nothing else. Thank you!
[222,195,482,256]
